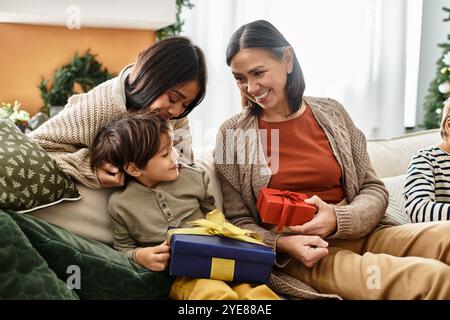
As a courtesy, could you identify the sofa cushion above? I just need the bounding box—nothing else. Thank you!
[380,174,410,226]
[31,183,115,245]
[194,149,223,211]
[0,119,81,213]
[367,129,440,178]
[0,210,79,299]
[7,210,174,299]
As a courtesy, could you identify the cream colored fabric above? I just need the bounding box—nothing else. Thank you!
[194,148,223,212]
[380,174,410,226]
[367,129,440,178]
[30,183,115,244]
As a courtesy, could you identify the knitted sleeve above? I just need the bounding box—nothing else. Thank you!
[330,164,388,239]
[328,100,388,240]
[29,88,123,189]
[172,117,195,164]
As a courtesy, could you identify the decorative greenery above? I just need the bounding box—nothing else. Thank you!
[38,50,116,115]
[0,100,30,127]
[156,0,194,41]
[423,7,450,129]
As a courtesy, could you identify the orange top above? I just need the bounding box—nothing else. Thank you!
[258,105,344,204]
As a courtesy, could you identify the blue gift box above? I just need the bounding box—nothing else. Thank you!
[169,234,276,283]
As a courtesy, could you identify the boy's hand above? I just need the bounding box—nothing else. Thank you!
[135,241,171,272]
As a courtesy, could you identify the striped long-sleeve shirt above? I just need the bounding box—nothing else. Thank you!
[403,145,450,222]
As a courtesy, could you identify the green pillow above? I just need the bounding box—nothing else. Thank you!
[6,210,174,299]
[0,210,79,299]
[0,119,81,213]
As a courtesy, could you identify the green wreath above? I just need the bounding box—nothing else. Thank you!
[38,50,116,115]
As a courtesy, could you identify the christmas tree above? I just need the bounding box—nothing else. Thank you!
[423,7,450,129]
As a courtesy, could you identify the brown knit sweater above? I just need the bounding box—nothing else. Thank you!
[29,65,194,189]
[214,96,389,299]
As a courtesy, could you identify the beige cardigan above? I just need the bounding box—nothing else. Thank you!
[214,96,390,299]
[29,65,193,189]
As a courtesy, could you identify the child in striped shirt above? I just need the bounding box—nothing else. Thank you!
[404,102,450,222]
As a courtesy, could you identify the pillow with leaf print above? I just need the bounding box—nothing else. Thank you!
[0,119,81,213]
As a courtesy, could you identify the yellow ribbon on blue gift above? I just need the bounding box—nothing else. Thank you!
[166,208,267,246]
[167,209,268,282]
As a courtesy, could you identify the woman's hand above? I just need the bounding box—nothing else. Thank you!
[135,241,171,272]
[285,195,338,238]
[276,235,329,268]
[96,162,125,188]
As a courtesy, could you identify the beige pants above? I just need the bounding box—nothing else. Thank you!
[284,222,450,299]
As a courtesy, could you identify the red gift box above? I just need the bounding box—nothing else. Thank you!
[256,188,316,231]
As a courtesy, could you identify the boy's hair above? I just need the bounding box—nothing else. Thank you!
[441,104,450,140]
[90,110,172,173]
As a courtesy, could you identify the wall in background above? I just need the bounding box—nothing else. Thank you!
[0,0,175,30]
[416,0,449,127]
[0,24,155,115]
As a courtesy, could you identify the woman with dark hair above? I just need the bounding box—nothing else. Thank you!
[31,36,206,189]
[215,20,450,299]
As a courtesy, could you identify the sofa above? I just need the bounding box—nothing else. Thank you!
[29,128,442,242]
[1,127,441,299]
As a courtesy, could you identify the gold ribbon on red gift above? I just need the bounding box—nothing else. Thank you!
[262,189,310,231]
[166,208,267,246]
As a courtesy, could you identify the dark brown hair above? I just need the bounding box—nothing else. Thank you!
[125,36,207,119]
[90,110,172,173]
[226,20,305,116]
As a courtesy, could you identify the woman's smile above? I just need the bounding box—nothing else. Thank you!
[254,90,271,103]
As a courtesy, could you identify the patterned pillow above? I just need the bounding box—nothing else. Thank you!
[0,119,81,213]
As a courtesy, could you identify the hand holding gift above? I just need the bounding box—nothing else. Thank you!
[256,188,317,232]
[285,195,338,238]
[134,240,171,272]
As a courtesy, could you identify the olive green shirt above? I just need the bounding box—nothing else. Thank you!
[108,163,216,260]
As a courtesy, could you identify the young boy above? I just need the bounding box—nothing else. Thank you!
[404,102,450,223]
[90,110,279,300]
